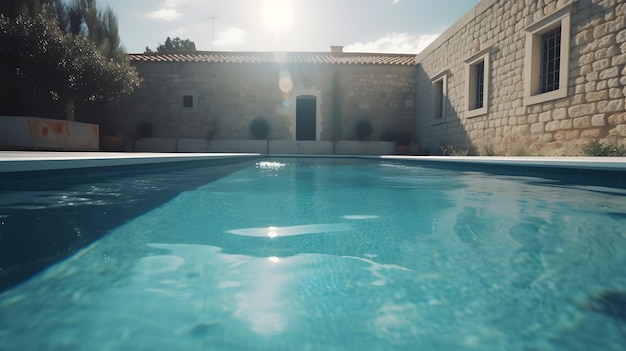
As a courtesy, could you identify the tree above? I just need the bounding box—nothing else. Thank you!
[51,0,126,62]
[0,0,140,120]
[0,13,140,120]
[145,36,196,53]
[0,0,51,18]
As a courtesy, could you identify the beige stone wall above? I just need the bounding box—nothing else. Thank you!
[415,0,626,155]
[109,61,415,142]
[336,65,416,140]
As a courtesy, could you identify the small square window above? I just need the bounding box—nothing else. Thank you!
[183,95,193,108]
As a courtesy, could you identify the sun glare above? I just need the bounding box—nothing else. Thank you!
[260,0,295,34]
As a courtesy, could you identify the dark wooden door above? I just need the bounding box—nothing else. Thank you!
[296,96,316,140]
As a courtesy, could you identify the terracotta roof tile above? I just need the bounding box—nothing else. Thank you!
[129,51,417,66]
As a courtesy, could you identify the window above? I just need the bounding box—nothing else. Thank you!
[465,48,490,117]
[540,27,561,93]
[432,72,447,121]
[474,62,485,108]
[524,5,571,106]
[182,95,194,108]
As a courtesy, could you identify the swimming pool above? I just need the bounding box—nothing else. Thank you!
[1,157,625,350]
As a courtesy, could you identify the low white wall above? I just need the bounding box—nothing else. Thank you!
[335,141,395,155]
[268,140,334,154]
[0,116,99,151]
[208,140,268,154]
[131,138,401,155]
[134,138,269,153]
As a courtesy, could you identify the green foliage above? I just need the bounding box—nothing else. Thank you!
[0,0,47,17]
[440,145,470,156]
[0,5,140,120]
[145,37,197,53]
[249,117,271,140]
[583,139,626,157]
[482,144,498,156]
[56,0,126,62]
[354,118,373,140]
[511,147,529,156]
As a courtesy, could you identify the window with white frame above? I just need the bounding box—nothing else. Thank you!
[523,5,571,106]
[465,48,490,117]
[432,72,447,120]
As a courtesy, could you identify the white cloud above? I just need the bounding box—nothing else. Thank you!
[214,27,248,47]
[344,32,440,54]
[148,8,182,21]
[147,0,189,21]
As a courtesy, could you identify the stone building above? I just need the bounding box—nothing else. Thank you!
[415,0,626,155]
[4,0,625,155]
[109,48,417,144]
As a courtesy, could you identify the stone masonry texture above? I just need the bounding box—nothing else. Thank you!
[414,0,626,155]
[108,61,416,142]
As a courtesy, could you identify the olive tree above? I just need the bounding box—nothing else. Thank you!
[0,0,140,120]
[145,36,197,53]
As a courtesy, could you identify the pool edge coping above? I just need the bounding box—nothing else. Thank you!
[0,151,625,173]
[0,152,262,173]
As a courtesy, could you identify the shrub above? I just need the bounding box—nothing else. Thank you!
[511,147,529,156]
[440,145,469,156]
[482,145,498,156]
[584,139,626,156]
[354,118,373,140]
[249,117,270,140]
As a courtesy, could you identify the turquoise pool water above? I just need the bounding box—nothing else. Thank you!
[0,158,625,350]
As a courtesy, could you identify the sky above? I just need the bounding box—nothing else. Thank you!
[103,0,482,54]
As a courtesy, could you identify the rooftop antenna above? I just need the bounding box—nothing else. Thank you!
[206,16,219,51]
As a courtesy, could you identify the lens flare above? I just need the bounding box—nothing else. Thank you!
[260,0,295,34]
[279,70,293,93]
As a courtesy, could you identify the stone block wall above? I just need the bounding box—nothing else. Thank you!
[336,65,416,141]
[415,0,626,155]
[108,61,415,143]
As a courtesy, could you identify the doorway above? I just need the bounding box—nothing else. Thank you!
[296,95,316,140]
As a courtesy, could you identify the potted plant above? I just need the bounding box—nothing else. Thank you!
[395,131,412,155]
[250,116,271,140]
[354,118,373,140]
[380,130,412,155]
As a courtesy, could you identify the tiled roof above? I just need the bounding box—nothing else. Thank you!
[129,51,417,66]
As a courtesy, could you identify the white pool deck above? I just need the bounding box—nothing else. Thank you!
[0,151,625,173]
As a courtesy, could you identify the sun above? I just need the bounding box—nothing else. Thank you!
[260,0,295,34]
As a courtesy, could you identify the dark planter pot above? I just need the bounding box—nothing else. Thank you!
[395,145,409,155]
